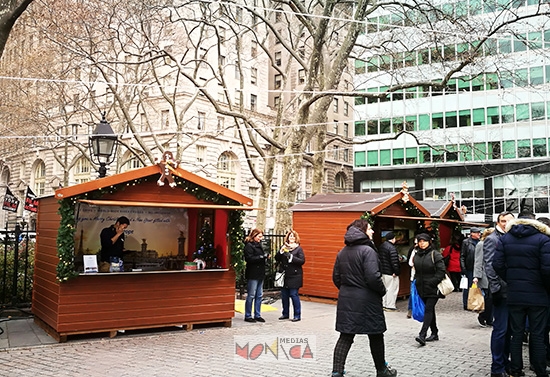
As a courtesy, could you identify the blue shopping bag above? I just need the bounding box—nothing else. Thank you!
[410,279,425,322]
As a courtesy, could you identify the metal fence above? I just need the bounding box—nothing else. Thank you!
[0,225,34,307]
[236,234,286,296]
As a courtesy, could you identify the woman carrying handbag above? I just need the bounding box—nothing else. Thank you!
[275,230,305,322]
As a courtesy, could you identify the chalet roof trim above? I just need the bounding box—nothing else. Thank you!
[54,165,253,207]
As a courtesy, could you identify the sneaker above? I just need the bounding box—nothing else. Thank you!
[377,365,398,377]
[255,317,266,323]
[291,318,301,322]
[478,316,487,328]
[244,317,256,323]
[279,316,289,320]
[331,372,344,377]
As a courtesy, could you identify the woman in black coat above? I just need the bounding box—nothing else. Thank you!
[274,229,305,321]
[243,228,266,323]
[331,219,397,377]
[413,233,446,346]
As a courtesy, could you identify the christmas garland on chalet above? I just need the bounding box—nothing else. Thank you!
[56,175,245,282]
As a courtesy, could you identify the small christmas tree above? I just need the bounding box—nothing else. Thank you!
[194,220,216,265]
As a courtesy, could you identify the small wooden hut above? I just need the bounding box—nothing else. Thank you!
[291,186,432,299]
[33,161,252,342]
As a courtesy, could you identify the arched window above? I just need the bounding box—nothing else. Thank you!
[34,161,46,195]
[217,152,238,190]
[74,158,91,184]
[120,152,145,173]
[335,172,346,192]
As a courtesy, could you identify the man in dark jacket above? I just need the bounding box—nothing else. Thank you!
[484,211,514,377]
[331,219,397,377]
[460,227,481,310]
[493,212,550,377]
[379,232,400,311]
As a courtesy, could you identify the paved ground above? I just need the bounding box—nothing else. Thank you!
[0,293,536,377]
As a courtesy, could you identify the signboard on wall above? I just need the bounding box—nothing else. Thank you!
[75,204,189,258]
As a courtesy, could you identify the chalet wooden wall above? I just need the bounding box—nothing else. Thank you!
[293,211,362,299]
[33,181,236,341]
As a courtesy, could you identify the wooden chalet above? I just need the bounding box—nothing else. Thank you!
[32,162,253,342]
[290,185,432,300]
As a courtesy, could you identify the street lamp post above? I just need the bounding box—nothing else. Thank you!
[89,113,117,178]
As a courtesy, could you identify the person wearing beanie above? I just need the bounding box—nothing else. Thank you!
[413,233,446,346]
[379,232,400,311]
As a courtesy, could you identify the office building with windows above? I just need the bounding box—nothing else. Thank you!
[353,0,550,222]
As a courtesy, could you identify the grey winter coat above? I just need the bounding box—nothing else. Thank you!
[473,240,489,289]
[333,226,386,335]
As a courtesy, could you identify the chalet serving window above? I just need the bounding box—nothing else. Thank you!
[74,204,225,272]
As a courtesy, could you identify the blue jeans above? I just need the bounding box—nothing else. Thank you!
[245,279,263,319]
[281,287,301,319]
[491,301,511,374]
[508,305,548,376]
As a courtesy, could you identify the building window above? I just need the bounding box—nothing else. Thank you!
[274,96,280,107]
[161,110,170,129]
[74,158,90,184]
[250,94,257,111]
[333,145,339,160]
[251,68,257,85]
[335,172,346,190]
[198,111,206,130]
[333,121,339,134]
[344,102,349,116]
[235,89,241,105]
[234,61,240,79]
[275,51,282,66]
[217,152,237,190]
[275,74,282,89]
[219,27,226,45]
[343,123,349,138]
[217,116,225,132]
[343,148,349,162]
[333,98,339,113]
[197,145,207,163]
[298,69,305,84]
[251,41,257,57]
[123,156,144,172]
[34,161,46,196]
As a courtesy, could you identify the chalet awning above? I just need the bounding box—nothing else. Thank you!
[78,199,260,210]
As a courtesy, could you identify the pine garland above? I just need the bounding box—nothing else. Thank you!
[56,175,246,282]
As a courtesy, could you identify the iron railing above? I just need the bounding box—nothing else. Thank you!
[0,225,34,307]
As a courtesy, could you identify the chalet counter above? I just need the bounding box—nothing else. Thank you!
[34,268,236,342]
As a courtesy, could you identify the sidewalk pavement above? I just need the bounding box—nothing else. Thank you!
[0,293,536,377]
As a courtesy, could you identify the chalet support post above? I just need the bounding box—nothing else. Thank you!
[11,223,21,305]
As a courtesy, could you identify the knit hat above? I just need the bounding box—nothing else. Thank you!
[416,233,431,242]
[385,232,395,241]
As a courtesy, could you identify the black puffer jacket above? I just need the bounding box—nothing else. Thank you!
[333,226,386,335]
[413,245,446,298]
[379,240,400,276]
[275,245,305,289]
[244,241,266,280]
[493,218,550,307]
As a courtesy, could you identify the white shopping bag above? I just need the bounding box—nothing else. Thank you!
[459,275,468,290]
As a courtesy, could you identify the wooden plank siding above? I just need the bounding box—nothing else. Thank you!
[33,170,244,340]
[293,211,363,299]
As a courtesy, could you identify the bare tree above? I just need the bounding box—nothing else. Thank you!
[0,0,34,59]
